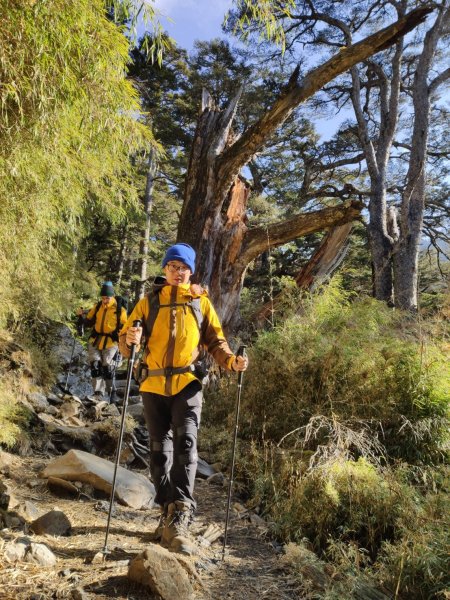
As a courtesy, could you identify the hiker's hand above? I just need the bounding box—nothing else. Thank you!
[126,326,142,347]
[76,307,84,316]
[232,355,248,372]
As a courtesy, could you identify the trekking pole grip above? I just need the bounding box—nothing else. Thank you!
[236,344,247,385]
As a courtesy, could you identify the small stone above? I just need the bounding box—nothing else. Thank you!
[92,551,106,564]
[3,537,30,562]
[27,542,57,566]
[30,510,72,536]
[232,502,246,513]
[128,545,194,600]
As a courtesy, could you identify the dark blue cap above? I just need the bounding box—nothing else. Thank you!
[162,243,196,274]
[100,281,114,297]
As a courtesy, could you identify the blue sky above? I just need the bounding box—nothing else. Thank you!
[149,0,346,139]
[153,0,233,50]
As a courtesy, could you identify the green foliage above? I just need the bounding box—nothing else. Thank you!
[225,0,296,52]
[0,0,153,325]
[232,280,449,462]
[251,454,406,556]
[373,482,449,599]
[0,378,22,447]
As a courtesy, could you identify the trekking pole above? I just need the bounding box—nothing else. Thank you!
[64,313,85,393]
[222,344,247,561]
[108,348,121,404]
[102,319,141,555]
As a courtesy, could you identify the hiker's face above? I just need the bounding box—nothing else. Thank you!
[101,296,112,306]
[164,261,191,286]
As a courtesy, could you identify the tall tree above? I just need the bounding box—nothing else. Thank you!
[231,0,450,310]
[176,8,430,329]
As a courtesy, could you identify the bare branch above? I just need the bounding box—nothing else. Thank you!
[217,7,432,192]
[241,200,363,264]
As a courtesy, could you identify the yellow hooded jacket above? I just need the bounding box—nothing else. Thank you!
[119,283,236,396]
[86,298,128,350]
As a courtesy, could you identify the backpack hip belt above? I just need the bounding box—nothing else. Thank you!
[146,365,196,377]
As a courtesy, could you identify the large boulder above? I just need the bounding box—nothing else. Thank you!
[41,449,155,509]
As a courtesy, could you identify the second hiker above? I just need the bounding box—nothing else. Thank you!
[119,243,248,555]
[77,281,128,403]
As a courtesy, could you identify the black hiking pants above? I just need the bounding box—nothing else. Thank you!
[142,380,202,511]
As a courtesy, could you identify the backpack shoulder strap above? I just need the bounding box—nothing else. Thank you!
[143,290,160,340]
[188,298,204,338]
[115,296,123,335]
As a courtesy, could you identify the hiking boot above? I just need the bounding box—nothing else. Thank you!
[109,390,119,404]
[161,501,196,555]
[147,507,166,541]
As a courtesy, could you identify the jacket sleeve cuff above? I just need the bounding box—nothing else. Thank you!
[227,356,236,371]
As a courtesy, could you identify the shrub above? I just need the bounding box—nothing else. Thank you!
[227,280,448,464]
[373,479,449,599]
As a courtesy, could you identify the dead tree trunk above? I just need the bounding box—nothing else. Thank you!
[255,223,354,326]
[134,148,156,305]
[176,8,430,331]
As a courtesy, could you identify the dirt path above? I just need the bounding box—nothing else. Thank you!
[0,452,302,600]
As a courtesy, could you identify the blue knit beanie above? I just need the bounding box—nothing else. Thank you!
[162,243,196,274]
[100,281,114,297]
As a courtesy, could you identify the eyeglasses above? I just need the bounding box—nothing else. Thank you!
[166,263,190,274]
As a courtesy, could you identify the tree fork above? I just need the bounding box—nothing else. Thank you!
[177,6,431,330]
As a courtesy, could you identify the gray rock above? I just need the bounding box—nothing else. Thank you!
[196,457,217,479]
[30,510,72,536]
[128,545,194,600]
[16,500,41,522]
[127,403,145,424]
[41,449,155,509]
[27,542,57,566]
[27,392,50,412]
[47,477,79,498]
[47,393,64,405]
[3,537,30,562]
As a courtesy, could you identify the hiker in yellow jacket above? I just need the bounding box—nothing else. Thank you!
[119,243,248,555]
[78,281,127,403]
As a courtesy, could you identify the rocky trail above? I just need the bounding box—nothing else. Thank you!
[0,326,305,600]
[0,452,301,600]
